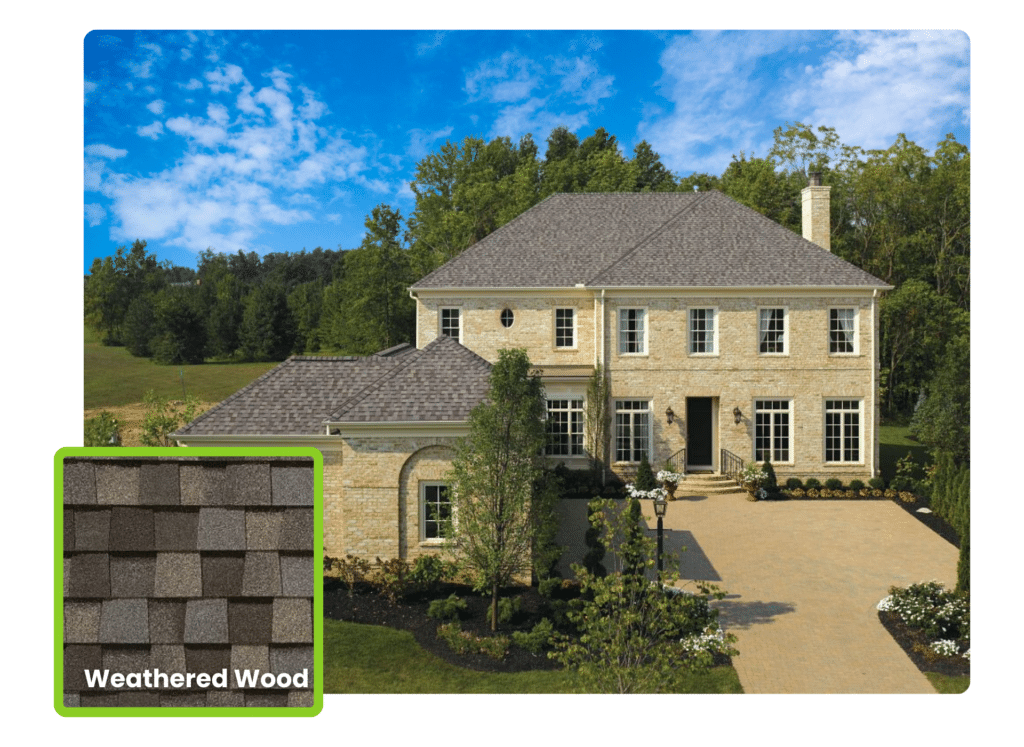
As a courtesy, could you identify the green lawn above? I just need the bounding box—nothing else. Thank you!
[878,424,931,484]
[925,672,970,694]
[323,619,744,694]
[84,325,279,409]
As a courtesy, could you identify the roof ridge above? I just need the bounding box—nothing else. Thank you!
[174,356,300,435]
[584,192,708,286]
[326,345,427,421]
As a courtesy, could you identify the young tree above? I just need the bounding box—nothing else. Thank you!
[550,497,737,692]
[446,348,550,630]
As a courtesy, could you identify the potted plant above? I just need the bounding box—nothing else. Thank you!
[656,468,685,500]
[740,463,768,502]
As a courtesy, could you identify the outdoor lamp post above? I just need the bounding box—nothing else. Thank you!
[653,497,668,574]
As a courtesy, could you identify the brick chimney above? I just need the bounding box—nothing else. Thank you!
[801,172,831,251]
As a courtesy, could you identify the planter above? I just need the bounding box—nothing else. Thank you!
[745,490,758,502]
[664,482,677,500]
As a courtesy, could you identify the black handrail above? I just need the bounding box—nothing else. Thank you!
[720,449,745,486]
[664,448,686,474]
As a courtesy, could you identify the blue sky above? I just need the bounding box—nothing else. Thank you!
[83,29,970,273]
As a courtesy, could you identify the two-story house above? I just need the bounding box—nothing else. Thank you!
[174,181,891,561]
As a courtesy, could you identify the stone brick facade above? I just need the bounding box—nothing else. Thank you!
[415,288,881,482]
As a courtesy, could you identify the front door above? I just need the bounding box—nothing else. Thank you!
[686,397,714,468]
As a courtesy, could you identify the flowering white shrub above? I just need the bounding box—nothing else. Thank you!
[963,648,970,660]
[625,483,667,500]
[740,463,767,486]
[878,580,969,641]
[930,639,959,657]
[877,595,894,611]
[680,624,730,655]
[656,470,685,484]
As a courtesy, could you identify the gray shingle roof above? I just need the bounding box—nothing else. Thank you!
[410,191,888,289]
[176,335,492,436]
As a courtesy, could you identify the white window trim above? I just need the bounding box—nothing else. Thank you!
[757,306,789,356]
[613,399,652,464]
[687,306,719,357]
[419,481,452,544]
[545,397,586,458]
[828,307,859,356]
[753,398,794,465]
[617,307,649,356]
[553,307,577,350]
[439,307,462,344]
[823,398,864,464]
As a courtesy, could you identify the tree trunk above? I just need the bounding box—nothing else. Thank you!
[491,583,499,632]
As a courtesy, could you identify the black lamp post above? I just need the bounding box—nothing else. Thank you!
[653,497,668,574]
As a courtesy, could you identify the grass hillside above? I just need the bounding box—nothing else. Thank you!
[84,325,279,410]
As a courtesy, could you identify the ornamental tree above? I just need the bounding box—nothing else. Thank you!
[446,348,554,630]
[550,497,737,693]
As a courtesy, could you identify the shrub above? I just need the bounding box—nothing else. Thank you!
[512,618,555,654]
[761,460,778,491]
[538,576,562,599]
[635,454,656,491]
[790,488,805,498]
[436,622,509,660]
[582,499,607,577]
[490,595,522,626]
[804,478,821,490]
[878,581,969,642]
[331,554,372,597]
[825,478,843,490]
[427,593,467,622]
[785,477,803,490]
[408,555,453,594]
[373,557,409,604]
[805,488,819,498]
[84,411,121,447]
[848,479,865,491]
[869,476,886,490]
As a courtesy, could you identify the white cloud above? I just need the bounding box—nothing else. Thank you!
[554,56,615,106]
[84,203,106,227]
[85,144,128,159]
[147,99,165,115]
[416,32,446,56]
[89,63,392,257]
[128,42,163,79]
[180,47,192,62]
[84,80,97,104]
[205,64,245,93]
[407,126,454,160]
[490,98,589,142]
[137,121,164,140]
[465,52,542,103]
[785,30,970,151]
[182,78,203,91]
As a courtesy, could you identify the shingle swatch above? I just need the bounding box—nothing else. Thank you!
[62,457,315,708]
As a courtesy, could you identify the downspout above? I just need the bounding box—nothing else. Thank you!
[408,289,418,349]
[871,289,878,477]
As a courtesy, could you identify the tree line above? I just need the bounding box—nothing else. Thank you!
[84,122,969,461]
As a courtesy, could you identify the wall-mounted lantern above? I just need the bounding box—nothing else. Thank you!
[665,407,675,425]
[733,407,743,425]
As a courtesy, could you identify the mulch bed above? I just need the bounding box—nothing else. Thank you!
[877,610,970,678]
[323,580,565,673]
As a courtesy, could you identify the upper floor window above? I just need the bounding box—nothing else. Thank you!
[420,482,452,541]
[825,399,861,462]
[440,308,461,343]
[614,400,650,463]
[829,308,856,354]
[546,398,584,457]
[689,308,717,354]
[500,308,514,328]
[618,308,646,355]
[555,308,575,349]
[758,308,787,354]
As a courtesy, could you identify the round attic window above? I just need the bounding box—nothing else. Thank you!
[500,308,514,328]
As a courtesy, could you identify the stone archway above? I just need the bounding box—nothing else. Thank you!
[397,444,456,560]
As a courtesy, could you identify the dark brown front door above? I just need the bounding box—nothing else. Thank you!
[686,397,713,467]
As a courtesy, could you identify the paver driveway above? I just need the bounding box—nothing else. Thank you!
[638,495,959,693]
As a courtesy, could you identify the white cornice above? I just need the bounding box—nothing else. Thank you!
[411,285,892,299]
[325,421,471,438]
[173,434,341,449]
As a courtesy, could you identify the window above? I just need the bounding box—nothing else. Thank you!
[618,308,646,354]
[758,308,786,354]
[755,399,791,463]
[689,308,717,354]
[440,308,461,342]
[829,308,856,354]
[420,482,451,541]
[555,308,575,348]
[500,308,514,328]
[615,400,650,462]
[825,400,861,462]
[546,399,584,456]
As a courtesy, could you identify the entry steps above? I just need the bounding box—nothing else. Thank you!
[672,472,745,497]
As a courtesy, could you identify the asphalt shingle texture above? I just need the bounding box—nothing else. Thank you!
[62,457,315,708]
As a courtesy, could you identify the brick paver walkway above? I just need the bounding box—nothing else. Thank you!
[640,496,959,693]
